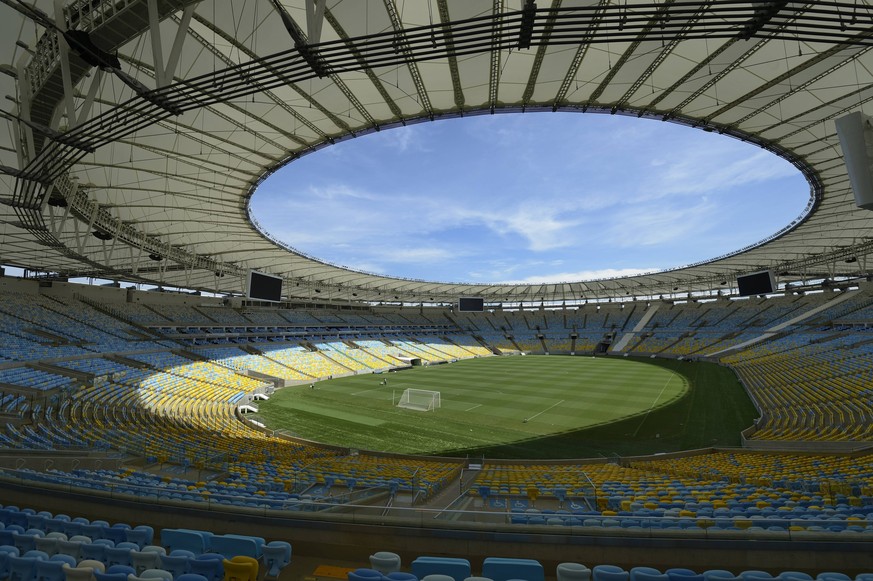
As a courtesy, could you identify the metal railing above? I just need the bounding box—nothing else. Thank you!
[0,468,869,543]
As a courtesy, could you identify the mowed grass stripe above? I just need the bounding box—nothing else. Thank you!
[258,355,707,456]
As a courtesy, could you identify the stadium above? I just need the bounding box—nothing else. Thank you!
[0,1,872,580]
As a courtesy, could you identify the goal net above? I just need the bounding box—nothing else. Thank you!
[396,388,441,412]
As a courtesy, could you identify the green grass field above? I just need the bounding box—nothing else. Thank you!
[257,355,758,459]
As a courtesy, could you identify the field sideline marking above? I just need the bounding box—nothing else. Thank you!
[524,399,565,423]
[465,403,482,412]
[631,374,674,437]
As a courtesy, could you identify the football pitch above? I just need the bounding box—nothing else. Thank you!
[256,355,757,459]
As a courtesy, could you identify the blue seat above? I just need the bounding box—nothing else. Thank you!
[49,556,76,569]
[0,544,21,578]
[632,569,669,581]
[8,554,42,581]
[26,517,47,532]
[159,554,191,579]
[261,541,291,580]
[81,525,105,541]
[93,572,129,581]
[483,557,544,581]
[176,574,209,581]
[817,575,851,581]
[5,511,29,529]
[347,569,383,581]
[60,524,84,539]
[125,528,154,549]
[384,574,416,581]
[668,572,703,581]
[100,529,127,546]
[593,565,630,581]
[34,558,67,581]
[411,557,471,581]
[80,543,108,564]
[42,522,63,536]
[208,536,263,559]
[703,572,738,581]
[188,556,223,581]
[739,573,773,581]
[160,531,211,556]
[104,547,133,568]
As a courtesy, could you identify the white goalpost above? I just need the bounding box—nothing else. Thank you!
[395,388,441,412]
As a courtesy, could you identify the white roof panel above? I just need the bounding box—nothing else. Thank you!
[0,0,871,303]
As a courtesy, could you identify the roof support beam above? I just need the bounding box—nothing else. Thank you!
[436,0,465,109]
[147,0,198,89]
[552,0,609,110]
[382,0,434,116]
[588,0,676,106]
[306,0,327,46]
[324,9,403,119]
[521,0,561,107]
[52,0,76,131]
[488,0,504,112]
[183,16,323,144]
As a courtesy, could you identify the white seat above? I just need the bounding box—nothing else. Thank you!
[369,552,401,574]
[139,569,173,581]
[558,563,592,581]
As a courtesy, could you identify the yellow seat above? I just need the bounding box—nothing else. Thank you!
[223,557,258,581]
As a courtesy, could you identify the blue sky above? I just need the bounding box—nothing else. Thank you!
[251,113,809,284]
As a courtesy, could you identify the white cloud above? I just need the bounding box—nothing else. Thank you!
[501,267,660,284]
[606,202,716,248]
[381,125,429,153]
[639,146,798,202]
[251,112,807,284]
[350,262,386,274]
[476,204,584,251]
[380,247,457,264]
[305,184,380,201]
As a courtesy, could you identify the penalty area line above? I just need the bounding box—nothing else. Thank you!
[631,375,674,437]
[351,387,384,396]
[523,399,565,423]
[465,403,482,412]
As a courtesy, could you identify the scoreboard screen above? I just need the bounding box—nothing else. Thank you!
[458,297,484,312]
[737,270,775,297]
[247,271,283,302]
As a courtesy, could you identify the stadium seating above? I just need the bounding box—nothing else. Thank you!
[2,284,873,579]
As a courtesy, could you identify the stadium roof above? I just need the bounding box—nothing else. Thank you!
[0,0,872,304]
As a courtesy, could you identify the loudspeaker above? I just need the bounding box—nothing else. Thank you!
[835,111,873,210]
